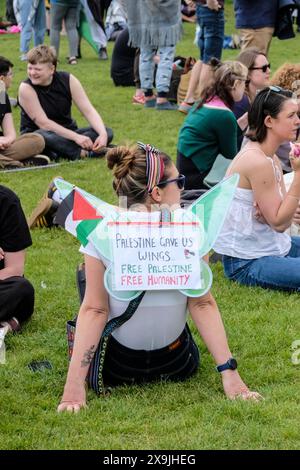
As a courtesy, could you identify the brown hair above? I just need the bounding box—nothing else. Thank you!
[237,48,267,94]
[27,45,57,68]
[106,144,173,206]
[237,48,267,71]
[197,59,248,110]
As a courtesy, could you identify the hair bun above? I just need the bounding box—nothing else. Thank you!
[106,145,136,179]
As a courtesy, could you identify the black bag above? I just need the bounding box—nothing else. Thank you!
[274,0,296,40]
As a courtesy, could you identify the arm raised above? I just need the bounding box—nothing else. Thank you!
[249,154,300,232]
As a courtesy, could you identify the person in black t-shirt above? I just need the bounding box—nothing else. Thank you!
[19,45,113,161]
[0,185,34,333]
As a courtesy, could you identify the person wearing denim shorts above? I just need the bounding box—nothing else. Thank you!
[196,0,225,64]
[178,1,224,113]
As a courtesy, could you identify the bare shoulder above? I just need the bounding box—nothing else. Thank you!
[19,81,36,97]
[228,146,276,189]
[229,146,270,175]
[69,73,82,89]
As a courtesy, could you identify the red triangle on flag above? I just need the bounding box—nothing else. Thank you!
[73,190,103,221]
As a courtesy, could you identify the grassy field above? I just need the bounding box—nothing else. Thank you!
[0,0,300,450]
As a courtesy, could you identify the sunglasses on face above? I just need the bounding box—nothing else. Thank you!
[249,63,271,73]
[156,174,185,190]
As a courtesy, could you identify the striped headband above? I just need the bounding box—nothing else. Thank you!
[137,142,164,193]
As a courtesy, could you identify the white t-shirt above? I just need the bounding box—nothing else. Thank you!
[80,242,188,351]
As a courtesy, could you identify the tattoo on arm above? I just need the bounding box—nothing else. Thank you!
[81,345,96,367]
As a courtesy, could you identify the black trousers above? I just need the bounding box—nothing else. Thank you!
[177,150,210,190]
[102,325,200,387]
[0,276,34,324]
[6,0,17,24]
[22,127,114,161]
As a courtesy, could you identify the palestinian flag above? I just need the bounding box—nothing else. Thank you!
[79,0,107,55]
[55,189,104,247]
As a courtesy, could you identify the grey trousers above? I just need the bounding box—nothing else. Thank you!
[50,4,79,58]
[139,45,175,96]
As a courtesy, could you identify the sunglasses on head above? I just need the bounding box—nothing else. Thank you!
[263,85,286,105]
[249,63,271,73]
[156,174,185,190]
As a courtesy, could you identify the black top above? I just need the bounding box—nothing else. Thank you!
[0,92,11,133]
[232,94,251,150]
[0,185,32,270]
[20,71,77,133]
[111,28,136,87]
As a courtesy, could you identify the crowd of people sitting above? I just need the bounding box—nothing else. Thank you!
[2,0,300,414]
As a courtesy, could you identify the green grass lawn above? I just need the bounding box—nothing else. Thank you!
[0,0,300,450]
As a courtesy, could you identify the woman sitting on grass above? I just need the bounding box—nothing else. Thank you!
[214,87,300,291]
[57,143,260,412]
[177,60,248,190]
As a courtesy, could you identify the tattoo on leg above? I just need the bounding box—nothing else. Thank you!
[81,345,96,367]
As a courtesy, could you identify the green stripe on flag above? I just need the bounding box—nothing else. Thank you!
[76,219,99,246]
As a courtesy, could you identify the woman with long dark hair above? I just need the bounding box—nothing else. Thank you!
[214,87,300,291]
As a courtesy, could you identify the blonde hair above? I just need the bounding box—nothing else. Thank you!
[198,59,248,109]
[27,45,57,68]
[106,144,172,206]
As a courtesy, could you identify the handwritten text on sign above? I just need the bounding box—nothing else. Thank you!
[110,222,202,290]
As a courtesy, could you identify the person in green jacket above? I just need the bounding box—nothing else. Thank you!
[177,59,248,189]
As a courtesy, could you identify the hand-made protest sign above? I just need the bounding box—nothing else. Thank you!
[109,221,202,291]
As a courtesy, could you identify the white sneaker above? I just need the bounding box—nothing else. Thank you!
[20,54,28,61]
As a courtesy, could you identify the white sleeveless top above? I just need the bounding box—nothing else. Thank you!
[214,147,291,259]
[79,243,188,351]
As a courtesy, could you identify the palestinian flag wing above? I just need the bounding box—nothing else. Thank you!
[55,186,117,258]
[188,173,239,257]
